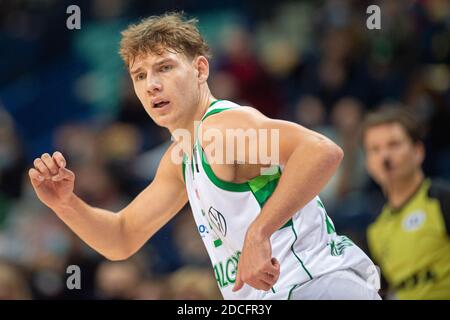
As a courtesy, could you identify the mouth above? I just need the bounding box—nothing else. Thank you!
[152,100,170,109]
[383,159,392,172]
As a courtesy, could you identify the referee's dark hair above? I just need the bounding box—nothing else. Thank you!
[361,107,425,145]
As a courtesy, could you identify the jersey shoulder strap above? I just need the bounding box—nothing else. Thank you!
[201,100,240,122]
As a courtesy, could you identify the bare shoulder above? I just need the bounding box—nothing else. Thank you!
[155,142,185,183]
[202,106,267,132]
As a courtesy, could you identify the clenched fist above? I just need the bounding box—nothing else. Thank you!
[28,151,75,209]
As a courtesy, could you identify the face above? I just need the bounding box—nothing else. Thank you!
[129,49,209,128]
[364,123,424,187]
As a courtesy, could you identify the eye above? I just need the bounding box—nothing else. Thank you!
[367,146,379,154]
[135,73,146,81]
[388,140,401,149]
[160,65,173,72]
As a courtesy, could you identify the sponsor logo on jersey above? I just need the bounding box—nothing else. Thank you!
[213,251,241,288]
[208,206,227,237]
[198,224,209,238]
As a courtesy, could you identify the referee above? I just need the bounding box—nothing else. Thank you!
[363,108,450,299]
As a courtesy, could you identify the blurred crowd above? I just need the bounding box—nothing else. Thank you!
[0,0,449,299]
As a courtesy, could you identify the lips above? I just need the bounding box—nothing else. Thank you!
[154,101,169,108]
[152,100,170,108]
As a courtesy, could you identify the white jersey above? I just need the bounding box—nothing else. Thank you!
[182,100,378,300]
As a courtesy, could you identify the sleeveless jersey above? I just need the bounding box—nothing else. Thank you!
[182,100,378,299]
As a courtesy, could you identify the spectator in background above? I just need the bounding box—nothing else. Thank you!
[363,108,450,299]
[215,25,282,118]
[95,258,143,299]
[0,261,31,299]
[320,97,369,213]
[0,107,27,217]
[293,95,327,131]
[167,266,222,300]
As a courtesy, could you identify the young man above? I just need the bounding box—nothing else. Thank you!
[363,108,450,299]
[29,13,380,300]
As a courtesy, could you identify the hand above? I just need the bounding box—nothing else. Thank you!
[28,151,75,209]
[232,228,280,292]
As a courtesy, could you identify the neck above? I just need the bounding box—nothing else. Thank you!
[168,88,216,154]
[387,170,424,209]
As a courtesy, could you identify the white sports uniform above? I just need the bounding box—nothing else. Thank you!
[182,100,381,300]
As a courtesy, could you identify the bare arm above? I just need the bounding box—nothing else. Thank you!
[247,113,344,238]
[201,107,343,291]
[29,145,188,261]
[203,107,343,236]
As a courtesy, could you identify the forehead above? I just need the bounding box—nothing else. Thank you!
[364,123,409,146]
[129,50,190,71]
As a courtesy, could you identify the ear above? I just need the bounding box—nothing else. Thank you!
[414,142,425,166]
[193,56,209,84]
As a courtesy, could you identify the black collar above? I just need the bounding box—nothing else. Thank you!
[388,178,427,214]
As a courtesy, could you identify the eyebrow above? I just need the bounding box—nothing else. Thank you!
[130,67,144,75]
[154,58,175,67]
[130,58,176,74]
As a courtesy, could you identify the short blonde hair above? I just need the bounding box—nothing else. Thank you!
[119,12,211,68]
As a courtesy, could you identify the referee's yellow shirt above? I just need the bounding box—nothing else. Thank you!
[367,179,450,299]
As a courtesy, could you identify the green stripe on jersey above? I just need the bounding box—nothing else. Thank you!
[214,238,223,248]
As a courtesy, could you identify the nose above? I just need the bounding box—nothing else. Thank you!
[146,76,162,94]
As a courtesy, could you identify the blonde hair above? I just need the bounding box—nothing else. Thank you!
[119,12,211,68]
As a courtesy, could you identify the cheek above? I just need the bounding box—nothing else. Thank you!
[367,159,378,175]
[367,156,383,177]
[133,84,145,102]
[175,77,197,102]
[365,156,375,172]
[396,147,414,165]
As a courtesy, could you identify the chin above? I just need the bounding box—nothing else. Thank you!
[153,117,170,128]
[155,113,181,129]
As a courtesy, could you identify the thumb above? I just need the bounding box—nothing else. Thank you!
[232,271,244,292]
[52,167,75,182]
[271,257,280,270]
[28,168,44,188]
[271,258,280,280]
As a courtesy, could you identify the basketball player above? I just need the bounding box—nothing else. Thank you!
[28,12,380,300]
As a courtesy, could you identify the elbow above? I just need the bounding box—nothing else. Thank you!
[105,256,129,262]
[103,212,134,261]
[102,223,134,261]
[319,139,344,168]
[103,249,133,261]
[332,143,344,165]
